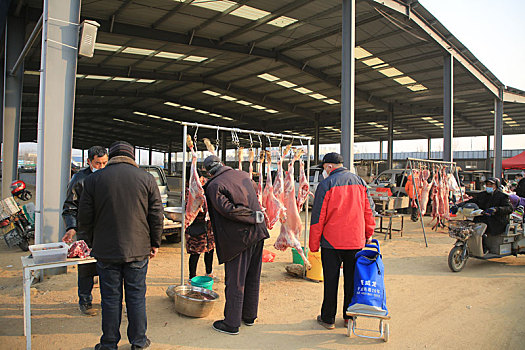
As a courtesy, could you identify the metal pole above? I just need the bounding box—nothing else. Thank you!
[494,90,504,178]
[387,105,394,169]
[410,160,429,247]
[168,142,172,175]
[180,122,311,141]
[341,0,355,171]
[486,135,491,170]
[379,139,383,161]
[221,131,227,162]
[82,149,85,167]
[314,116,320,165]
[443,54,454,162]
[304,138,311,277]
[9,15,42,76]
[427,138,432,159]
[2,16,24,198]
[181,125,188,286]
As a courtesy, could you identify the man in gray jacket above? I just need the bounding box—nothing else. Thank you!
[79,141,163,350]
[202,155,269,335]
[62,145,108,316]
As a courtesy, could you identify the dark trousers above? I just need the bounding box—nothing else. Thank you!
[320,247,360,324]
[188,250,214,279]
[78,262,97,305]
[223,240,264,328]
[96,259,149,350]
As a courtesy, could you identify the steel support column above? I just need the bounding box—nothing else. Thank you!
[379,139,383,160]
[494,91,504,178]
[221,131,227,162]
[2,17,25,198]
[443,54,454,162]
[35,0,81,244]
[168,141,172,175]
[486,135,491,170]
[387,105,394,169]
[82,149,85,167]
[427,138,431,159]
[314,116,320,164]
[341,0,355,170]
[149,143,153,165]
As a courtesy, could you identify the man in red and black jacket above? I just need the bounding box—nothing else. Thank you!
[309,152,375,330]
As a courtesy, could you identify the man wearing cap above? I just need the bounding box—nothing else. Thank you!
[79,141,163,350]
[62,145,108,316]
[516,172,525,197]
[310,152,375,330]
[201,155,269,335]
[462,177,512,249]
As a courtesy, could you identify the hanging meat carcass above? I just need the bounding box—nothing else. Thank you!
[273,145,290,205]
[248,149,255,180]
[185,135,206,228]
[237,147,244,171]
[296,155,313,212]
[257,151,265,205]
[262,151,285,230]
[274,149,311,269]
[430,166,449,230]
[419,168,433,216]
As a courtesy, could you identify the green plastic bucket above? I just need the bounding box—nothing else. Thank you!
[190,276,214,290]
[291,247,308,265]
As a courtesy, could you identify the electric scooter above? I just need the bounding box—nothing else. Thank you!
[448,203,525,272]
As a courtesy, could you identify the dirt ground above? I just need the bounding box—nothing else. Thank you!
[1,214,525,350]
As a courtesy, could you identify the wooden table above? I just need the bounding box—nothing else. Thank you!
[21,256,96,350]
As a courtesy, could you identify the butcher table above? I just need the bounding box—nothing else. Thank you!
[21,256,96,350]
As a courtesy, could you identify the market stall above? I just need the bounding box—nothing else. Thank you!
[179,122,312,285]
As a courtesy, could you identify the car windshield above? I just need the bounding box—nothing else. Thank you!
[377,173,392,182]
[143,167,164,186]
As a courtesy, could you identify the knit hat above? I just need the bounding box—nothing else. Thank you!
[108,141,135,160]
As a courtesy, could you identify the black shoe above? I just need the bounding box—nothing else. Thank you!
[212,320,239,335]
[316,315,335,330]
[80,303,98,316]
[243,318,256,326]
[94,344,111,350]
[131,338,151,349]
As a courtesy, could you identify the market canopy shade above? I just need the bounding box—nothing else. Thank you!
[502,151,525,170]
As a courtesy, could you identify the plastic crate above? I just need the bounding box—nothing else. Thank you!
[0,197,19,220]
[29,242,69,264]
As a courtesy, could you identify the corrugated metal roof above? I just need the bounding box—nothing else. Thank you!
[15,0,525,152]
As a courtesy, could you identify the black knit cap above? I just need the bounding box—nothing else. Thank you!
[108,141,135,160]
[321,152,343,165]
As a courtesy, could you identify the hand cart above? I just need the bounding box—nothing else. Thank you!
[346,311,390,342]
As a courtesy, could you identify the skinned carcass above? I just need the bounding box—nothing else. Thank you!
[262,151,286,230]
[419,168,433,215]
[274,149,311,269]
[185,135,206,228]
[273,146,287,205]
[257,151,265,205]
[430,166,449,230]
[237,147,244,171]
[296,155,313,212]
[248,149,255,179]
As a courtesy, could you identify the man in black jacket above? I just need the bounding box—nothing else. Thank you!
[202,155,269,335]
[516,172,525,197]
[463,178,513,252]
[62,145,108,316]
[79,141,163,350]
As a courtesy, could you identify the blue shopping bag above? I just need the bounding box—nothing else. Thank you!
[347,239,388,316]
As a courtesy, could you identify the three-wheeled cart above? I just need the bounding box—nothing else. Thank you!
[346,311,390,342]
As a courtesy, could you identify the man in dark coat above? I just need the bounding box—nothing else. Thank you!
[79,141,163,350]
[516,172,525,197]
[202,155,269,335]
[62,145,108,316]
[464,177,512,243]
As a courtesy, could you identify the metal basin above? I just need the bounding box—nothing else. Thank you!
[173,285,219,318]
[164,206,183,222]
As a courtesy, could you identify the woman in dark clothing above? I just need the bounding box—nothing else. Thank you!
[186,169,215,280]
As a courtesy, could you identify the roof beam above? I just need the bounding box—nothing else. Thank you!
[370,0,501,96]
[219,0,311,44]
[190,0,251,33]
[151,0,196,29]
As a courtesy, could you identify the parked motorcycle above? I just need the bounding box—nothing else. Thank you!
[0,181,35,251]
[448,203,525,272]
